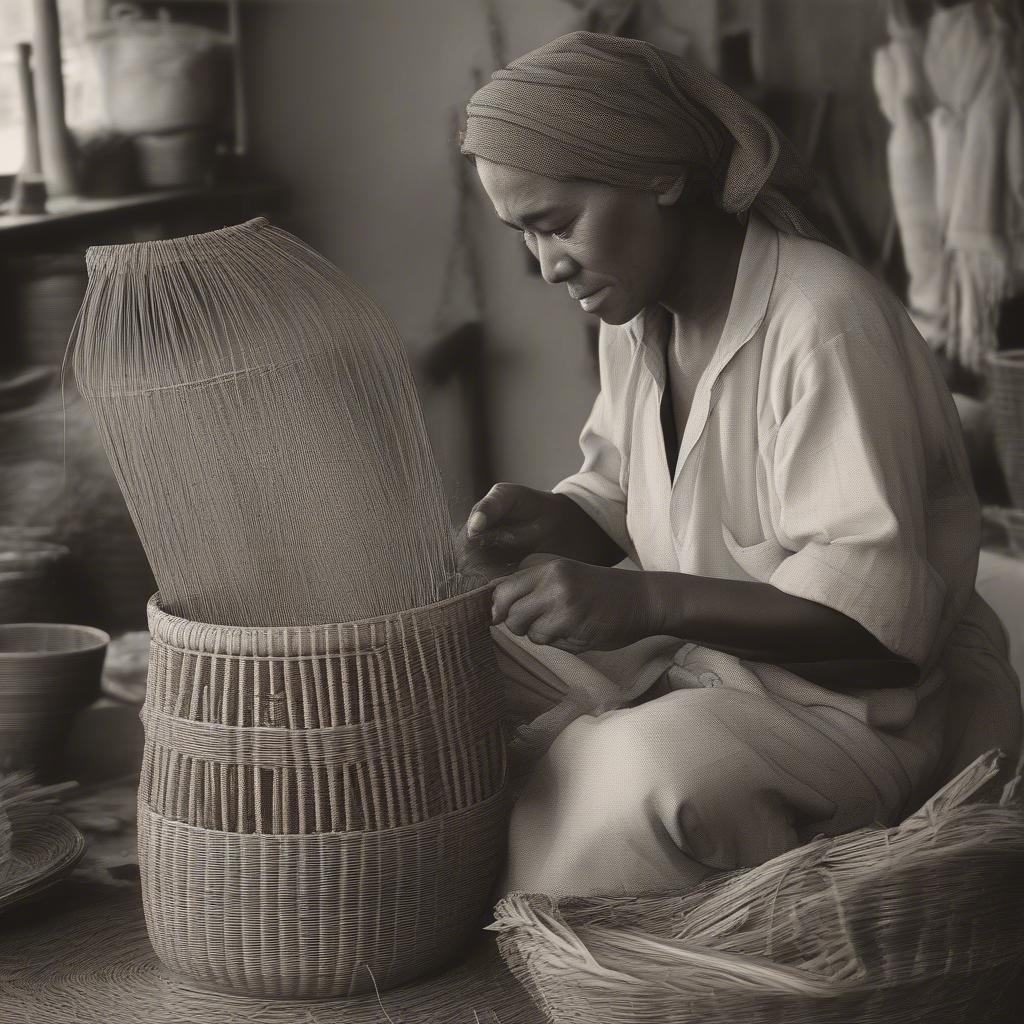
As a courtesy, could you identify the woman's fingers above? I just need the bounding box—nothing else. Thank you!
[519,552,560,568]
[466,483,540,539]
[491,567,541,623]
[492,561,578,646]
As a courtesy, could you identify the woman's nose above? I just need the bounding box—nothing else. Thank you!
[538,243,579,285]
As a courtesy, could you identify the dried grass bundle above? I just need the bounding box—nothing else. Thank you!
[71,217,461,627]
[492,750,1024,1023]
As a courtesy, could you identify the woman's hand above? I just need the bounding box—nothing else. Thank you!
[492,555,660,653]
[458,483,625,581]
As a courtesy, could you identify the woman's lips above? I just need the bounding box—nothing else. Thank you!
[578,286,611,313]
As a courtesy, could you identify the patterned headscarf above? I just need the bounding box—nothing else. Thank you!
[462,31,826,242]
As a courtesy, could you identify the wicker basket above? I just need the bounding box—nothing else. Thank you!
[986,350,1024,508]
[492,751,1024,1023]
[138,585,509,997]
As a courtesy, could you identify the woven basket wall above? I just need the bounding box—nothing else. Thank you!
[987,350,1024,508]
[139,586,509,998]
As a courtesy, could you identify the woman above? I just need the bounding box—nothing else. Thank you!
[458,32,1021,899]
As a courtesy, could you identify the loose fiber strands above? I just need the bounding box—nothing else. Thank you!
[71,218,460,627]
[492,750,1024,1024]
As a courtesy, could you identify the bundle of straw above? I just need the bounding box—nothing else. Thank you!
[72,217,460,628]
[492,750,1024,1023]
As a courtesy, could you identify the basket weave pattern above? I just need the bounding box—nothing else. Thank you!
[138,794,507,998]
[138,587,509,997]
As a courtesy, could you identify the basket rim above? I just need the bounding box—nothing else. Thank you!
[146,582,496,643]
[85,217,269,272]
[0,623,110,659]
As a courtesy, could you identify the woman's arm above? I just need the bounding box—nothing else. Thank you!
[458,485,625,586]
[491,558,919,691]
[645,571,920,688]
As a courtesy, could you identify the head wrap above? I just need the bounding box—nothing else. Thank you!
[462,31,826,242]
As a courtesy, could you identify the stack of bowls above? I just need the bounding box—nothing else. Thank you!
[0,531,70,624]
[0,623,109,777]
[138,585,508,999]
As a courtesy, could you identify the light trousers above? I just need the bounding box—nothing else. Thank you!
[493,591,1021,899]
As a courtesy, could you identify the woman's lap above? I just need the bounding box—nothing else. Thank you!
[500,682,943,899]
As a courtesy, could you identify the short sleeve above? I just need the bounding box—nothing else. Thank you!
[553,321,632,557]
[768,332,947,666]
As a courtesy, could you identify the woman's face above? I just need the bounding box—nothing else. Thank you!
[475,158,689,325]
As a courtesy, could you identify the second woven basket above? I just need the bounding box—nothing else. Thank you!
[139,585,508,998]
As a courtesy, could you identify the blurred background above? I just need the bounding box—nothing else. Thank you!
[0,1,1022,780]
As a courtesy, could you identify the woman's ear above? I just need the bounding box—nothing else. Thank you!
[657,169,688,206]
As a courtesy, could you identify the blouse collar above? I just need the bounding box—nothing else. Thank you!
[630,210,780,386]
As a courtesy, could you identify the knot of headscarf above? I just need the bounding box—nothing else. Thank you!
[462,31,826,243]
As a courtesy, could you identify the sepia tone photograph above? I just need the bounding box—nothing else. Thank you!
[0,1,1022,1021]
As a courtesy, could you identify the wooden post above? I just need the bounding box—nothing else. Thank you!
[16,43,43,177]
[226,0,248,157]
[31,0,78,197]
[11,42,47,215]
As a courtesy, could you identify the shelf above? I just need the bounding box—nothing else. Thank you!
[0,182,278,246]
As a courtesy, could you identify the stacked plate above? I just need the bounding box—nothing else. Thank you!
[0,533,69,625]
[0,774,84,913]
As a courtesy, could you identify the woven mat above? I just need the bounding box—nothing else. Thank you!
[0,879,542,1023]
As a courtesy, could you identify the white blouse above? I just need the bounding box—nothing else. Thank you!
[553,212,981,692]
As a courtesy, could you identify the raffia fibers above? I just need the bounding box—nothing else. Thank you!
[71,217,461,627]
[491,750,1024,1023]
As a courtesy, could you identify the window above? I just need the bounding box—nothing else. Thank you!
[0,1,104,175]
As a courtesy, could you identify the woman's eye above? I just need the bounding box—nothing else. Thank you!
[552,224,574,241]
[522,230,538,251]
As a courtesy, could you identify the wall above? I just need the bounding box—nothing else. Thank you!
[240,0,892,518]
[241,0,602,518]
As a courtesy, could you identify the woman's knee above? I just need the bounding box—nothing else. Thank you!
[536,688,751,824]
